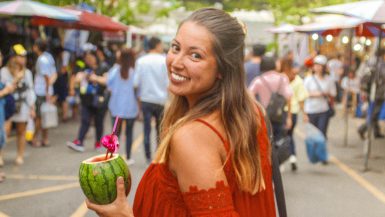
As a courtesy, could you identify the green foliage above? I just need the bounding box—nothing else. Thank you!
[36,0,140,24]
[137,0,151,14]
[266,0,358,24]
[180,0,359,24]
[29,0,361,26]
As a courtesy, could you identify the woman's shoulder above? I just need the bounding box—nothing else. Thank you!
[172,117,225,150]
[169,116,229,192]
[170,114,226,158]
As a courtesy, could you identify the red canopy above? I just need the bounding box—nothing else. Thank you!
[31,7,128,32]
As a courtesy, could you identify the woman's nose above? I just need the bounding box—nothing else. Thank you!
[171,54,184,70]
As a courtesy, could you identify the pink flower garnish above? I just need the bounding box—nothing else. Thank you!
[101,117,121,160]
[101,134,119,153]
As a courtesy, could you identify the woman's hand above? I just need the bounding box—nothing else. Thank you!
[88,73,98,83]
[30,108,36,119]
[136,112,143,122]
[86,177,134,217]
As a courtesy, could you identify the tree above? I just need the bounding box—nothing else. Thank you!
[179,0,358,24]
[267,0,358,25]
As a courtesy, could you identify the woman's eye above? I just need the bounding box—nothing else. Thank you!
[191,53,201,60]
[171,44,179,53]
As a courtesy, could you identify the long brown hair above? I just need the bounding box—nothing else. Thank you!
[118,47,135,79]
[154,8,267,194]
[280,56,295,81]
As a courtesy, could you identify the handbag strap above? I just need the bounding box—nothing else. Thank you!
[312,76,332,106]
[264,114,288,217]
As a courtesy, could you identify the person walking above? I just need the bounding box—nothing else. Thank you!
[32,39,57,147]
[281,56,308,171]
[67,50,109,152]
[106,48,139,165]
[358,50,385,139]
[0,45,32,166]
[53,47,70,122]
[244,44,265,86]
[87,8,277,217]
[327,54,344,102]
[249,55,293,140]
[304,55,336,163]
[133,37,168,163]
[341,70,360,116]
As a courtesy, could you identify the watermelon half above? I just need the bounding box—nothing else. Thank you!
[79,154,131,205]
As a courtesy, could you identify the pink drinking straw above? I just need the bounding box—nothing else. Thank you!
[102,117,120,160]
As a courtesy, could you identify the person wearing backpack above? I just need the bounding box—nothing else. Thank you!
[249,56,293,139]
[0,45,33,166]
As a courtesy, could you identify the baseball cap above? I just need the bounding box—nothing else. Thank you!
[10,44,27,56]
[313,55,327,65]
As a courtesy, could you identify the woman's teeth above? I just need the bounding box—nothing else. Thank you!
[171,72,189,81]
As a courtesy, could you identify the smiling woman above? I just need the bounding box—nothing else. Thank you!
[86,8,277,217]
[167,21,219,105]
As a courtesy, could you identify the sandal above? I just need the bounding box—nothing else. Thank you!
[30,140,42,148]
[42,141,50,147]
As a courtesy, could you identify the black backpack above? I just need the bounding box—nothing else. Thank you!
[260,76,286,124]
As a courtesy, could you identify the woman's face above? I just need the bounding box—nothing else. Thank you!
[85,53,97,67]
[313,63,323,74]
[166,21,219,105]
[15,56,26,67]
[285,68,296,81]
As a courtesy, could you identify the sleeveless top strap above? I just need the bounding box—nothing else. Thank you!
[195,119,230,153]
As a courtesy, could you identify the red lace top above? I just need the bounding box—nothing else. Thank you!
[133,114,276,217]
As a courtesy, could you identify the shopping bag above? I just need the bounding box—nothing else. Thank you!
[304,123,328,164]
[41,102,58,129]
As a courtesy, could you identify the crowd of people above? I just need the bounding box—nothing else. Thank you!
[246,43,385,171]
[0,36,170,183]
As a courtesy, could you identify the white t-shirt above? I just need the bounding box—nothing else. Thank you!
[133,53,168,105]
[304,75,336,114]
[341,76,360,94]
[34,52,56,96]
[327,58,343,82]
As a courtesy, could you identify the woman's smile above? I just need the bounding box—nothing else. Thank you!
[170,72,190,83]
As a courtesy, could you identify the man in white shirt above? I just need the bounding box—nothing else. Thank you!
[134,37,168,163]
[32,39,57,147]
[327,54,344,102]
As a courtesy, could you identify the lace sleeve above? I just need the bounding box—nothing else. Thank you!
[182,181,240,217]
